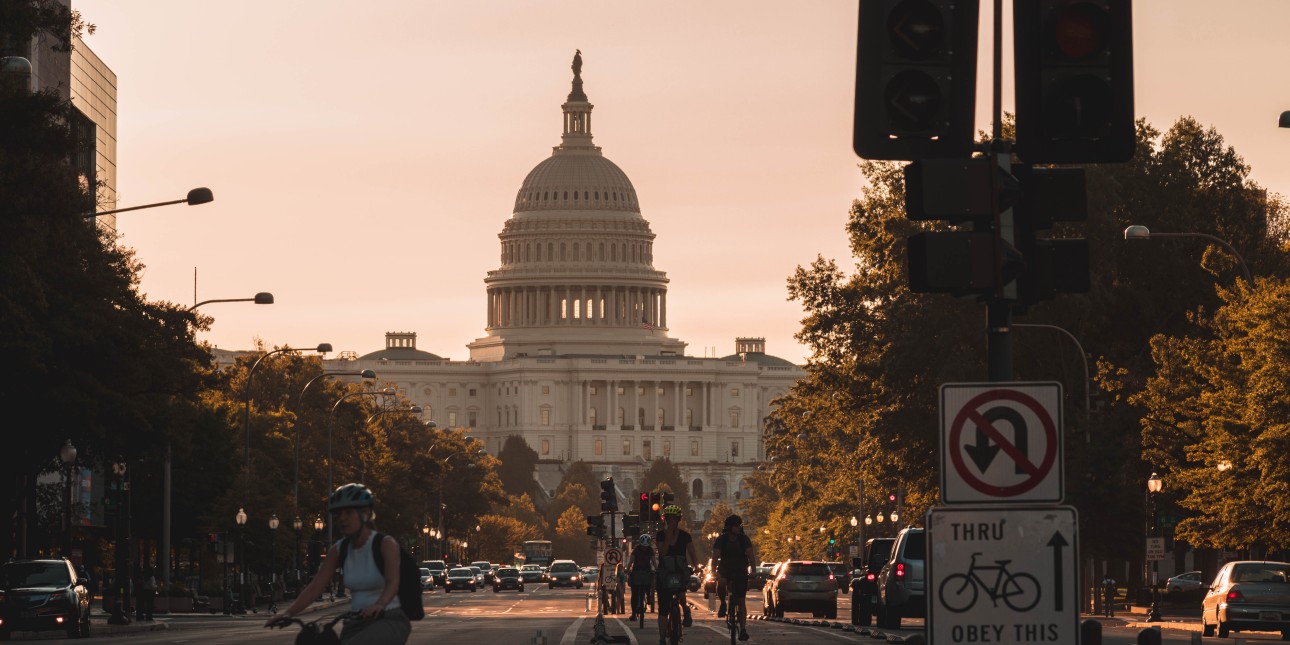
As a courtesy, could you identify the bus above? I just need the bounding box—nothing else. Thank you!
[521,540,554,567]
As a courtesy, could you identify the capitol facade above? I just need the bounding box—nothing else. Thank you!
[324,54,803,521]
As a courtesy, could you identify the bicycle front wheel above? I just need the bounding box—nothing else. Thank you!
[938,574,978,613]
[669,600,682,645]
[1002,573,1041,612]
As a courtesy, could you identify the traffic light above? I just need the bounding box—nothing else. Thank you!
[904,157,1023,296]
[853,0,981,160]
[1014,0,1135,163]
[600,477,617,512]
[650,493,662,520]
[586,514,606,538]
[1011,165,1090,309]
[661,491,675,514]
[639,492,650,518]
[623,514,641,539]
[207,532,221,553]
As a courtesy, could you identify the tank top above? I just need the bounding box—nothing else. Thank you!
[336,534,402,613]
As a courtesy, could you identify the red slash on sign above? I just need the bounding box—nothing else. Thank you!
[947,389,1057,497]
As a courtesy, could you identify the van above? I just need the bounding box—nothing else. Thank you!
[876,527,925,628]
[850,537,895,626]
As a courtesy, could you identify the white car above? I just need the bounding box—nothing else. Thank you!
[419,567,433,590]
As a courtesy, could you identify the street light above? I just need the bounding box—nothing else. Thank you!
[233,508,248,614]
[59,439,77,556]
[188,292,274,311]
[325,388,396,545]
[243,343,333,470]
[293,370,378,517]
[292,515,303,584]
[1280,111,1290,128]
[1012,324,1091,426]
[268,514,280,612]
[107,460,131,625]
[87,186,214,218]
[1123,225,1252,285]
[1146,473,1163,622]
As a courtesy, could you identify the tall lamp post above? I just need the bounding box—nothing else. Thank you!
[233,508,248,614]
[87,186,214,218]
[850,516,861,557]
[243,343,333,470]
[190,292,274,311]
[292,515,303,585]
[1123,225,1253,285]
[268,514,280,613]
[107,460,131,625]
[294,371,378,519]
[1146,473,1164,622]
[59,439,77,556]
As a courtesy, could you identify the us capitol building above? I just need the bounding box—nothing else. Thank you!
[323,53,803,521]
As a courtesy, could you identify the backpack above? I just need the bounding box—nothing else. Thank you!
[714,532,750,576]
[338,532,425,620]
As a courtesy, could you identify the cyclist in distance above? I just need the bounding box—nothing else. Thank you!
[628,534,657,621]
[712,514,755,641]
[656,504,699,643]
[265,483,411,644]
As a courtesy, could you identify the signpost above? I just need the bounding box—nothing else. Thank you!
[1145,537,1165,562]
[603,547,622,566]
[940,382,1064,504]
[928,505,1080,644]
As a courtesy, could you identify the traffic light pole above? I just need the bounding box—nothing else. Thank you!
[986,0,1012,384]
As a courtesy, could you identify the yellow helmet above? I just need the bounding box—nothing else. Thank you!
[663,505,683,517]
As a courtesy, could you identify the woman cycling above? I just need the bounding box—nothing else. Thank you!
[265,483,411,644]
[655,504,698,644]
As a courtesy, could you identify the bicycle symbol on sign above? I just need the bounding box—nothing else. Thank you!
[938,552,1041,613]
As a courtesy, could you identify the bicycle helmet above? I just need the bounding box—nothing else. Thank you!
[638,534,653,547]
[662,504,682,517]
[328,483,375,511]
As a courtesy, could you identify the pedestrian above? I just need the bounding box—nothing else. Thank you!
[137,568,157,621]
[1102,576,1116,617]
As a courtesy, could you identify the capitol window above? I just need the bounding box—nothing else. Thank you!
[594,438,604,456]
[730,411,740,427]
[449,388,457,397]
[685,387,692,396]
[541,439,550,456]
[590,386,598,395]
[691,439,700,457]
[622,438,631,456]
[662,440,671,457]
[731,441,740,458]
[731,389,739,397]
[541,407,551,426]
[469,389,476,397]
[616,407,625,424]
[589,407,597,425]
[542,385,550,395]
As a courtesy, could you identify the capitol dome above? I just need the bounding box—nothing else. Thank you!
[513,154,640,214]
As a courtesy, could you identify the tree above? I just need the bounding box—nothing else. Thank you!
[545,483,594,533]
[553,506,593,562]
[697,500,734,562]
[474,514,544,564]
[0,3,214,560]
[491,493,548,538]
[496,435,539,497]
[767,114,1288,575]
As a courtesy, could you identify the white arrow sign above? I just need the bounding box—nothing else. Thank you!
[928,505,1079,645]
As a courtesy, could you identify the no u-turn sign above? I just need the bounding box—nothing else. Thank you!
[940,382,1064,504]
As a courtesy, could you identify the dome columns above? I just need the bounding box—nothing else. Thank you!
[486,284,667,330]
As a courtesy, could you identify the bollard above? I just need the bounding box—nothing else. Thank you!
[1136,626,1161,645]
[1079,618,1102,645]
[591,613,610,644]
[530,630,547,645]
[1189,633,1200,645]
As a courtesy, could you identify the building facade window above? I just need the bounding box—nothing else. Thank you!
[638,408,646,426]
[541,439,550,456]
[637,386,645,395]
[662,439,672,458]
[469,388,476,397]
[731,441,740,457]
[448,411,458,427]
[540,407,551,426]
[691,439,700,456]
[730,411,740,427]
[642,440,652,460]
[617,386,625,395]
[622,438,631,456]
[731,389,739,397]
[468,410,477,428]
[590,386,598,395]
[686,387,693,396]
[657,408,665,426]
[542,385,551,395]
[594,437,604,456]
[589,407,598,426]
[449,388,458,397]
[685,408,693,426]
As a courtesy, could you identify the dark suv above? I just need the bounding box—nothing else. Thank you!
[850,537,895,627]
[876,528,925,629]
[0,559,91,639]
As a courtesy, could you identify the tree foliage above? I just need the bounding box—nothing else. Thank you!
[763,115,1288,564]
[496,435,539,498]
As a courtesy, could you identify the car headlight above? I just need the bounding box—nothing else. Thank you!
[572,575,580,581]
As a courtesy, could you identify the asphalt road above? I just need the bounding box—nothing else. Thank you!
[8,586,1280,644]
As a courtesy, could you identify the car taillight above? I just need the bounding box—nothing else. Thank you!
[866,573,876,581]
[1227,589,1246,603]
[895,563,906,578]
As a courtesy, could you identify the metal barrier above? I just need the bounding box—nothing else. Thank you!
[1080,619,1102,645]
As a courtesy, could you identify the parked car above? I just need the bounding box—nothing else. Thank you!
[444,567,477,592]
[548,560,584,589]
[420,560,448,587]
[493,567,524,592]
[876,528,925,629]
[1166,570,1206,595]
[762,560,839,618]
[1202,560,1290,639]
[850,537,895,627]
[0,559,91,639]
[520,564,545,584]
[751,565,773,590]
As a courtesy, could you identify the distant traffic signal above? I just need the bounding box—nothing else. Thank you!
[622,514,641,538]
[1011,165,1090,309]
[1014,0,1135,163]
[639,493,650,518]
[650,493,662,520]
[600,477,617,512]
[854,0,981,160]
[586,515,606,538]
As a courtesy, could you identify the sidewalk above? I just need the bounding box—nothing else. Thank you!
[68,597,352,639]
[1080,604,1203,633]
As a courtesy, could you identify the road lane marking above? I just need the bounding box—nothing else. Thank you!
[611,618,639,645]
[558,616,585,645]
